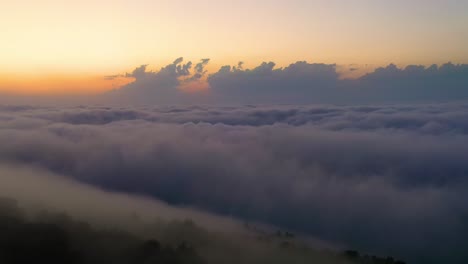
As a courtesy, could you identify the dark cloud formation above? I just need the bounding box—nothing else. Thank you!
[208,61,340,103]
[355,63,468,102]
[208,61,468,104]
[108,59,468,104]
[1,102,468,263]
[107,58,211,104]
[95,55,468,105]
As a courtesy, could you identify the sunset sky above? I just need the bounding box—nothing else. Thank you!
[1,0,467,94]
[3,2,468,263]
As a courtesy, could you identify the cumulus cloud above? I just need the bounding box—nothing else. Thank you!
[352,63,468,102]
[187,59,210,81]
[1,102,468,263]
[106,58,212,104]
[208,61,468,104]
[100,58,468,105]
[208,61,340,103]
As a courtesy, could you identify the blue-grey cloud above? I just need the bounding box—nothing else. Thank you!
[186,59,211,82]
[1,102,468,263]
[208,61,468,104]
[354,63,468,102]
[104,59,468,105]
[208,61,340,103]
[106,58,211,104]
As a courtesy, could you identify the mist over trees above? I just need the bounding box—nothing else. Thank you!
[0,197,406,264]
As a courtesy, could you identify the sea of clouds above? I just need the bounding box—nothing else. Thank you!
[1,102,468,263]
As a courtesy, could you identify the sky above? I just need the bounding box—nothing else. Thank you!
[1,0,467,94]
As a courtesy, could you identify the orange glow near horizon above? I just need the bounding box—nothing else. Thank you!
[0,73,133,95]
[1,1,467,94]
[0,61,369,95]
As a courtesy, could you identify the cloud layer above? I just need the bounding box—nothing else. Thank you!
[1,102,468,263]
[107,60,468,104]
[209,61,468,104]
[107,58,211,104]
